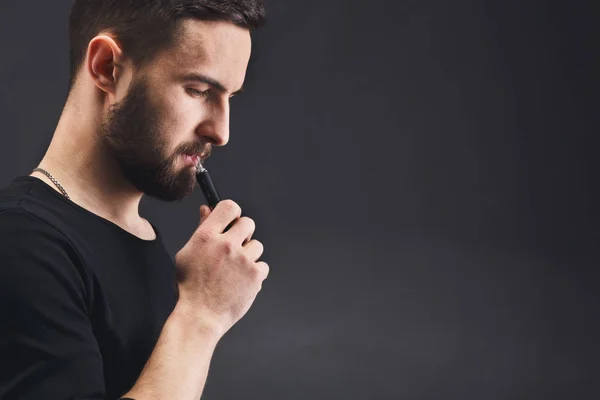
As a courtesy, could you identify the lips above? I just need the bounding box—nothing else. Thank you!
[181,145,211,169]
[185,148,210,161]
[182,154,200,167]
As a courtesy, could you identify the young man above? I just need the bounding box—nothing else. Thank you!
[0,1,269,399]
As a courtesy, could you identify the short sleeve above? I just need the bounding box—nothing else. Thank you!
[0,209,105,399]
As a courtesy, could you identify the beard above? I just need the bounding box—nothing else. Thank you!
[99,75,206,202]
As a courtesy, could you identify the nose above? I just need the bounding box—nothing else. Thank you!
[197,101,230,147]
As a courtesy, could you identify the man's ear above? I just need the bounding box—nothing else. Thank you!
[85,34,125,98]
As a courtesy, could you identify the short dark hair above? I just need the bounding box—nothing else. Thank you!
[68,0,267,91]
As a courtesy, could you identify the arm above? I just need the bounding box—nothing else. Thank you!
[0,210,105,398]
[119,303,222,400]
[0,209,225,400]
[121,200,269,400]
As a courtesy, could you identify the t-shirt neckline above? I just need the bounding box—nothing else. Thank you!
[14,175,162,245]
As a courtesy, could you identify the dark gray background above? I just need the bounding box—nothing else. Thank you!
[1,0,599,398]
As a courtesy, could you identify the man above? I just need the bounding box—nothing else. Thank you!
[0,1,269,399]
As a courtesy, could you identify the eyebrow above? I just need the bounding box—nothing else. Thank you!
[181,72,245,96]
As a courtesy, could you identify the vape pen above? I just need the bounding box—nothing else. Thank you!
[195,159,221,210]
[195,159,235,233]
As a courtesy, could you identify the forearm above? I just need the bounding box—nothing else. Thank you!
[120,303,221,400]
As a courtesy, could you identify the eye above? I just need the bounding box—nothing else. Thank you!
[186,88,210,98]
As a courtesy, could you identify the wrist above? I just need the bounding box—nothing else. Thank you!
[170,302,224,345]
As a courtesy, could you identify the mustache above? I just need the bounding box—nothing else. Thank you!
[179,144,212,162]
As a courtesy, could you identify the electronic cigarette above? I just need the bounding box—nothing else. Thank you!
[195,159,235,233]
[195,159,221,210]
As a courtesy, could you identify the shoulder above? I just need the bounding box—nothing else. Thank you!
[0,207,73,247]
[0,207,91,300]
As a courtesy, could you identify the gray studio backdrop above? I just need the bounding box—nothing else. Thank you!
[1,0,598,399]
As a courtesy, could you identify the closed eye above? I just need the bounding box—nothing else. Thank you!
[186,88,210,98]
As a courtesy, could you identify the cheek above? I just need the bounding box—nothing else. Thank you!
[167,94,209,133]
[152,96,187,137]
[159,95,207,151]
[158,92,184,123]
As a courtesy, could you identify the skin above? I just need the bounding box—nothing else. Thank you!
[31,19,251,240]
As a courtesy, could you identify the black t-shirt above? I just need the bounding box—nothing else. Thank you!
[0,176,179,399]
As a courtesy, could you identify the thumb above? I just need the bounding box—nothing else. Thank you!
[199,204,211,225]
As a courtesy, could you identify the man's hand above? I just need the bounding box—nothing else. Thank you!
[174,200,269,338]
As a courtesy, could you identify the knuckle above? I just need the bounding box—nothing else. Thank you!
[221,199,241,216]
[254,242,264,259]
[240,216,255,231]
[194,228,212,243]
[259,262,269,280]
[249,264,262,279]
[256,240,264,253]
[220,238,234,256]
[240,252,254,267]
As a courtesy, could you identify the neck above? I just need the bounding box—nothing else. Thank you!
[32,90,149,234]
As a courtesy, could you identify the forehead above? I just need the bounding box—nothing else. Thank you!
[154,19,252,86]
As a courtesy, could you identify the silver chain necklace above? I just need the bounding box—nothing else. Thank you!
[32,168,71,200]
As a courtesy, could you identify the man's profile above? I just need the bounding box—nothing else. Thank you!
[0,1,270,399]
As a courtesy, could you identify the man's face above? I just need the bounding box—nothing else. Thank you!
[100,19,251,201]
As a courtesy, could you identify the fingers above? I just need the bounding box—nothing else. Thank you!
[198,201,258,250]
[255,261,269,282]
[203,200,242,234]
[242,239,264,263]
[227,216,255,245]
